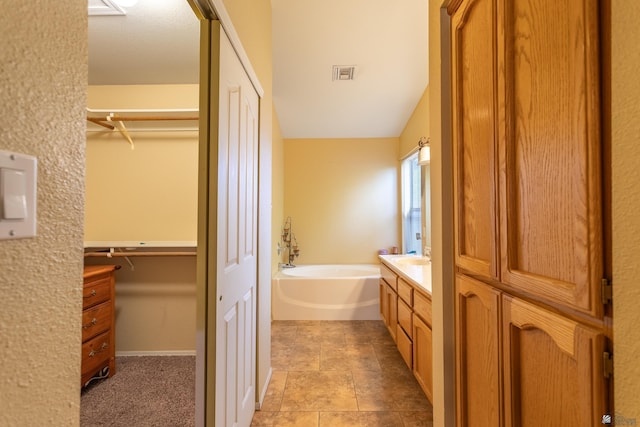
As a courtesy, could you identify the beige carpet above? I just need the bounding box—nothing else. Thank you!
[81,355,195,426]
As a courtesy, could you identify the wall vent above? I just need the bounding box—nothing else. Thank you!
[332,65,356,81]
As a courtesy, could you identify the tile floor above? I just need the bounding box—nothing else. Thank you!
[251,320,433,427]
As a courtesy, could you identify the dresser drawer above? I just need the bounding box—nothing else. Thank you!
[397,297,413,338]
[83,277,111,309]
[82,301,112,342]
[81,331,112,378]
[396,324,413,369]
[414,291,432,327]
[397,278,413,305]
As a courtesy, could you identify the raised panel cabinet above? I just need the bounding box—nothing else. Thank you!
[455,274,501,427]
[497,0,603,317]
[413,312,433,403]
[379,279,397,343]
[451,0,499,280]
[502,296,607,427]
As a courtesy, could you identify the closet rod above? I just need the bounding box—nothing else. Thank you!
[84,251,196,257]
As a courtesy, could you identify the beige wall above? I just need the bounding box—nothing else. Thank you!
[399,85,431,158]
[86,85,199,243]
[284,138,399,265]
[272,107,285,273]
[85,256,197,353]
[0,1,87,425]
[612,0,640,419]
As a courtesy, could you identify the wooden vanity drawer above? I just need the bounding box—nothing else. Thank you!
[81,331,112,379]
[396,324,413,369]
[380,263,398,291]
[397,298,413,338]
[82,277,111,309]
[82,301,112,342]
[413,291,432,327]
[397,278,413,305]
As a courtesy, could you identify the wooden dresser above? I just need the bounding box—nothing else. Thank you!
[82,265,117,386]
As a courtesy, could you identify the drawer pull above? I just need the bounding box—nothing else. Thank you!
[89,342,108,357]
[82,318,98,329]
[84,289,97,299]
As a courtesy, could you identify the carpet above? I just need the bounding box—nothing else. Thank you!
[81,356,195,426]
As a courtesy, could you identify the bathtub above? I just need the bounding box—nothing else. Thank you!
[272,264,381,320]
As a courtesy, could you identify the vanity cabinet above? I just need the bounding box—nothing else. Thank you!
[82,265,117,386]
[379,261,433,402]
[412,290,432,402]
[379,278,397,343]
[450,0,611,423]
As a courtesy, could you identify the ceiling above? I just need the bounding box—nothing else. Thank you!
[88,0,429,139]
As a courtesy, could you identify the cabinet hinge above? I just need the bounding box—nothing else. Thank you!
[601,278,612,305]
[603,351,613,379]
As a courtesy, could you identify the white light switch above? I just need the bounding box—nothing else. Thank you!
[1,168,28,219]
[0,151,37,239]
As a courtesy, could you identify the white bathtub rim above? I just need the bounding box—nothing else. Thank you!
[275,263,380,279]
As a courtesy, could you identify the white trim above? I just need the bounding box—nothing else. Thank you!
[206,0,265,98]
[256,367,273,409]
[116,350,197,357]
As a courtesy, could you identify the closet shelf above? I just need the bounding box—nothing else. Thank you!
[86,108,199,133]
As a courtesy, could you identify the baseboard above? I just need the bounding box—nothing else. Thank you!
[256,367,273,410]
[116,350,197,357]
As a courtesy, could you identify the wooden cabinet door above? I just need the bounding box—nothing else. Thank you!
[380,280,398,342]
[451,0,499,280]
[502,296,608,427]
[497,0,604,317]
[455,274,501,427]
[413,313,433,403]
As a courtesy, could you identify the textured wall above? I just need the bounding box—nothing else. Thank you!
[0,1,87,426]
[612,0,640,420]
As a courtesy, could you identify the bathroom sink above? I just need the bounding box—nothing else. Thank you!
[394,256,430,266]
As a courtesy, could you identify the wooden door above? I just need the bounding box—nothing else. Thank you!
[451,0,499,280]
[215,29,259,427]
[412,313,433,403]
[455,274,501,427]
[502,296,607,427]
[497,0,603,317]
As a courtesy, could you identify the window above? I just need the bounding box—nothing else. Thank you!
[401,152,422,254]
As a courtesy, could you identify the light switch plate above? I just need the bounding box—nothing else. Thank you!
[0,150,37,239]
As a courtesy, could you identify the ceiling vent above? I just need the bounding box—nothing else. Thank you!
[332,65,356,81]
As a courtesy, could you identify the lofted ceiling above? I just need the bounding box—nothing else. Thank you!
[88,0,428,139]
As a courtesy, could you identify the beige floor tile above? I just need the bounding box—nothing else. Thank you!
[254,320,433,426]
[320,343,381,371]
[319,411,404,427]
[260,371,288,411]
[251,410,277,426]
[352,369,430,412]
[280,371,358,411]
[399,410,434,427]
[273,411,319,427]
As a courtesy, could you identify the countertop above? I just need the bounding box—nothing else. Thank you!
[379,254,432,296]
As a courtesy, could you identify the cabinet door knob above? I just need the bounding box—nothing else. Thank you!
[82,318,98,329]
[83,289,97,299]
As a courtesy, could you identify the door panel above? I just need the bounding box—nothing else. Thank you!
[455,274,501,427]
[451,0,499,280]
[215,28,259,427]
[502,296,607,427]
[497,0,603,317]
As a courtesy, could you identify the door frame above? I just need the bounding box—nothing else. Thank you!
[187,1,266,426]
